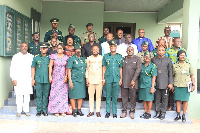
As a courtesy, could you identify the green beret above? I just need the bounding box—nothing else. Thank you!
[40,42,49,48]
[86,23,93,27]
[108,39,117,46]
[69,24,75,28]
[74,45,81,50]
[50,18,59,23]
[142,41,149,46]
[144,51,151,56]
[32,32,39,36]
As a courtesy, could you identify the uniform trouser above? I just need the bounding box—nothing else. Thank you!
[16,94,30,113]
[35,82,50,112]
[155,89,168,114]
[102,85,106,97]
[121,87,136,113]
[168,90,174,107]
[118,86,122,98]
[88,83,102,112]
[105,82,119,114]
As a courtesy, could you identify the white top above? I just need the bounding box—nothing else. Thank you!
[101,41,110,56]
[10,52,34,95]
[117,43,138,57]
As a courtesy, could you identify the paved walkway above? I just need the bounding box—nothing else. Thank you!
[0,119,200,133]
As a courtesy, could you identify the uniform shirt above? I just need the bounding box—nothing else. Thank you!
[81,32,98,44]
[85,55,103,84]
[101,41,110,56]
[173,61,194,87]
[63,35,81,47]
[117,43,138,57]
[139,62,157,88]
[152,48,158,57]
[122,55,142,89]
[131,37,154,52]
[66,55,87,82]
[47,47,57,55]
[115,37,125,45]
[28,41,41,55]
[10,52,34,95]
[102,53,123,83]
[151,56,173,89]
[165,46,188,64]
[32,54,50,83]
[98,35,107,44]
[81,42,102,58]
[137,51,153,63]
[44,29,62,42]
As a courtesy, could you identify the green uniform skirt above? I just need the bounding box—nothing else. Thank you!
[68,80,86,99]
[174,87,190,101]
[139,88,154,101]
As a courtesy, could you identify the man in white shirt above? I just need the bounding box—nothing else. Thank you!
[101,33,114,56]
[117,34,138,57]
[10,42,34,117]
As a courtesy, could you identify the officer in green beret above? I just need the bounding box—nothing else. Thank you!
[28,32,41,56]
[44,18,62,42]
[137,41,153,63]
[63,24,81,48]
[31,42,50,116]
[81,23,98,47]
[98,28,109,44]
[102,39,123,118]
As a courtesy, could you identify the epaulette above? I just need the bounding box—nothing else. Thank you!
[116,53,122,56]
[35,54,39,57]
[152,63,157,68]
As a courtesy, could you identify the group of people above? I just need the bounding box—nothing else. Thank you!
[10,18,195,122]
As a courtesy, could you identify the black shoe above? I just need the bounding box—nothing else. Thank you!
[113,114,117,118]
[140,112,147,118]
[174,115,181,121]
[101,97,106,101]
[153,112,160,119]
[72,109,77,117]
[42,112,48,116]
[144,113,151,119]
[36,111,41,116]
[182,115,186,122]
[105,112,110,118]
[159,114,165,120]
[77,109,84,116]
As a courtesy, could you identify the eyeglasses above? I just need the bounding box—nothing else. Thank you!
[57,48,63,50]
[89,36,94,37]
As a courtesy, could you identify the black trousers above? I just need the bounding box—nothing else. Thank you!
[155,89,168,114]
[168,90,174,107]
[121,87,136,113]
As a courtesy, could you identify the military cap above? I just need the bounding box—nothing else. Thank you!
[144,51,151,56]
[74,45,81,50]
[86,23,93,27]
[142,41,149,46]
[50,18,59,23]
[69,24,75,28]
[108,39,117,46]
[32,32,40,36]
[40,42,49,48]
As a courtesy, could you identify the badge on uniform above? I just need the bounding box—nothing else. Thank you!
[182,69,186,74]
[75,60,78,64]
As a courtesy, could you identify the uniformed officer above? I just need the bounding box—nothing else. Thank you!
[137,41,153,63]
[44,18,62,42]
[139,51,157,119]
[102,39,123,118]
[63,24,81,47]
[28,32,41,56]
[81,23,98,46]
[98,27,109,44]
[31,42,50,116]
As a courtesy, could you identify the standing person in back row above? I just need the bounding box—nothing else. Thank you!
[10,42,34,117]
[151,45,173,120]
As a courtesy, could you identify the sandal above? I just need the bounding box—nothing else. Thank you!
[61,113,66,117]
[24,112,31,116]
[55,113,59,117]
[16,113,21,117]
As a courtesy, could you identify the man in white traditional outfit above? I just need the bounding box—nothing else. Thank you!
[10,42,34,117]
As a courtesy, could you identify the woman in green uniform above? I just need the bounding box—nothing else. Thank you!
[139,51,157,119]
[173,50,195,122]
[66,45,87,117]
